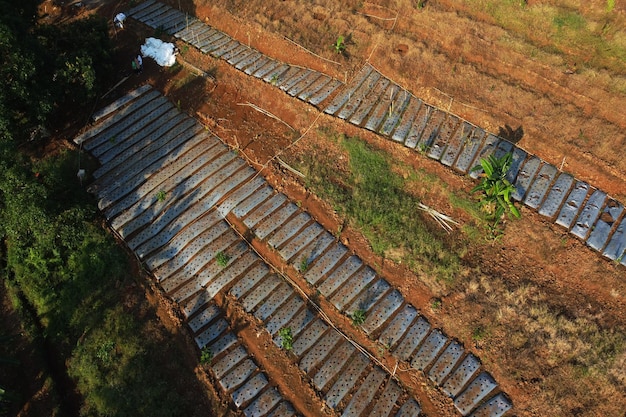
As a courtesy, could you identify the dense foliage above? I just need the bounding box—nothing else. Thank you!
[0,0,111,143]
[0,3,206,417]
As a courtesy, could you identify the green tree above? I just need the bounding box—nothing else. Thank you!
[0,1,112,144]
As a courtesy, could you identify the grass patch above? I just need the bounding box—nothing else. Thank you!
[552,10,586,31]
[294,132,465,287]
[462,0,626,74]
[463,275,626,414]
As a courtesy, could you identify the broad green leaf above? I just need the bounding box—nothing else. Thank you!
[509,203,521,218]
[481,159,494,177]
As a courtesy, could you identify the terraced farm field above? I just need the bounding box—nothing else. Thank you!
[78,83,514,416]
[59,0,626,416]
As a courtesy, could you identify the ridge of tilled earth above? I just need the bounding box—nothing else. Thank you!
[75,84,512,417]
[125,0,626,267]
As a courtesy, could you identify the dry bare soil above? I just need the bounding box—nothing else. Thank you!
[52,0,626,416]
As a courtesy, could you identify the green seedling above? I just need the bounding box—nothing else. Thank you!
[350,309,366,326]
[200,347,213,364]
[215,251,230,268]
[333,35,346,54]
[278,327,293,351]
[299,257,310,272]
[156,190,167,202]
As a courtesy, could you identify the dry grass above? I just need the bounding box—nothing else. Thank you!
[201,0,626,178]
[459,274,626,416]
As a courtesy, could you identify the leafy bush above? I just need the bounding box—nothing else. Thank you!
[0,7,208,416]
[0,9,112,143]
[471,152,520,222]
[68,307,193,417]
[0,149,208,416]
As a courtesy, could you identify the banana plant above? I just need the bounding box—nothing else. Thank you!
[333,36,346,54]
[471,152,520,221]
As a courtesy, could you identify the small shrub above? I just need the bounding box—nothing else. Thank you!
[351,309,366,326]
[215,251,231,268]
[200,347,213,364]
[471,152,520,223]
[430,298,442,311]
[278,327,293,351]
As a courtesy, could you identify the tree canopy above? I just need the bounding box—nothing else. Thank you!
[0,0,112,145]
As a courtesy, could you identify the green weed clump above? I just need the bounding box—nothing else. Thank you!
[278,327,293,351]
[200,347,213,364]
[462,0,626,75]
[216,251,231,268]
[351,309,367,326]
[296,133,463,286]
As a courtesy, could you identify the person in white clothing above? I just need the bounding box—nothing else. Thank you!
[136,54,143,73]
[114,13,126,29]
